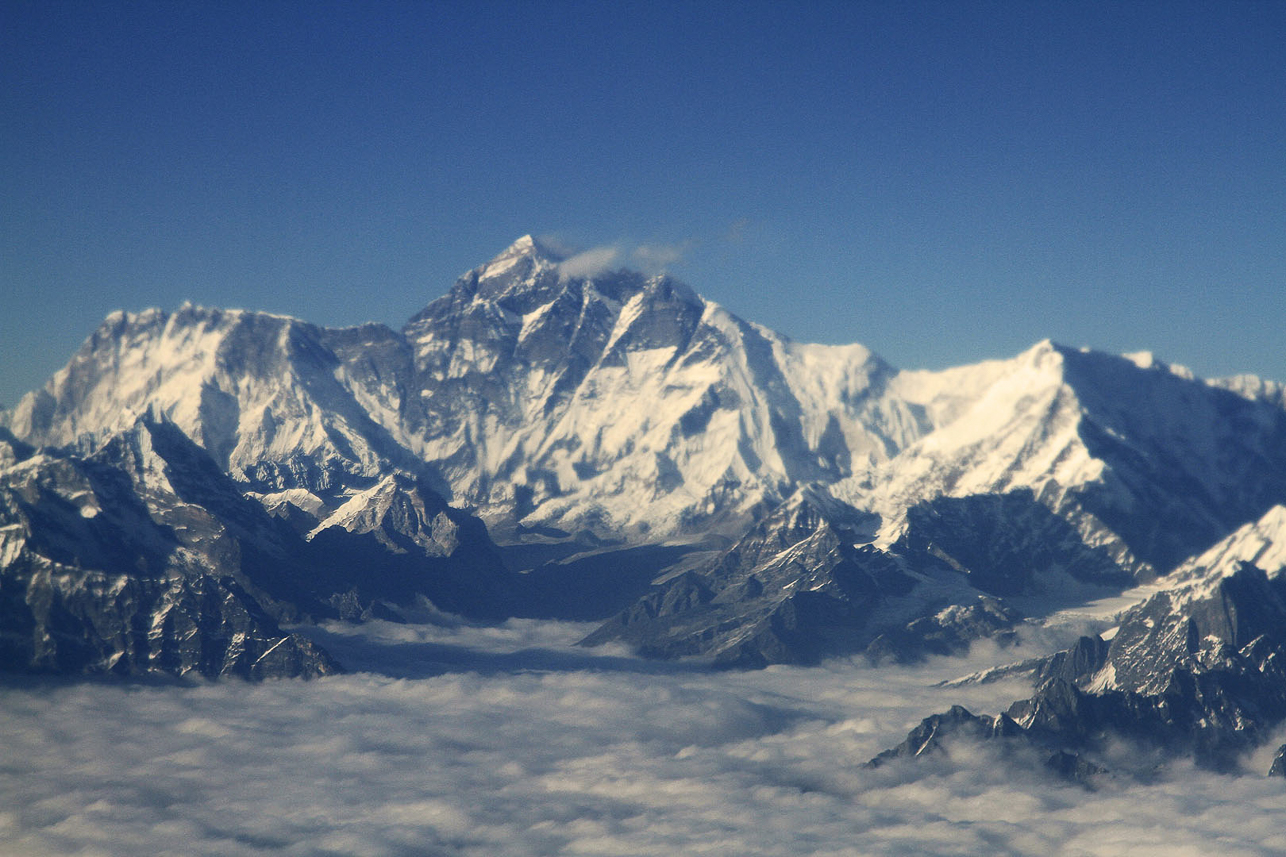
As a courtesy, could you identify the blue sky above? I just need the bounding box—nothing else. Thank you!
[3,1,1284,407]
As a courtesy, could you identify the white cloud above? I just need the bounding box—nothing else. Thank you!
[632,241,690,273]
[534,233,579,259]
[557,246,620,280]
[2,620,1285,856]
[549,237,694,280]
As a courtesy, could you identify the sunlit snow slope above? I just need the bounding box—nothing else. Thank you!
[7,235,1286,573]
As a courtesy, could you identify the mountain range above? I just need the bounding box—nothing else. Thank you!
[6,235,1286,775]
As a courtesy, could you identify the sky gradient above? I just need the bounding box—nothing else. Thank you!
[4,1,1285,407]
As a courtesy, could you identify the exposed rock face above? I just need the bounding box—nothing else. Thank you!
[894,490,1136,596]
[305,471,516,620]
[4,305,415,496]
[0,417,514,679]
[1268,745,1286,777]
[24,238,1286,565]
[865,703,1114,787]
[867,705,1026,766]
[6,236,1286,686]
[871,522,1286,778]
[581,489,1027,666]
[395,236,922,541]
[0,424,338,679]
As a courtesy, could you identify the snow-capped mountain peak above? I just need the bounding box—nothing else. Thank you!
[8,236,1286,568]
[8,234,1286,694]
[389,238,940,539]
[477,233,564,281]
[1171,505,1286,591]
[3,303,403,494]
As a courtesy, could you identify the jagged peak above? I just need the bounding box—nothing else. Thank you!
[639,272,701,307]
[1172,504,1286,589]
[1122,350,1157,370]
[477,234,565,280]
[1118,349,1196,380]
[506,234,561,259]
[764,485,881,541]
[1019,338,1066,366]
[1209,372,1286,404]
[1034,340,1185,378]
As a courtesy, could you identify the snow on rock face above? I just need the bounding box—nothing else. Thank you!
[310,474,464,559]
[6,236,1286,563]
[1212,373,1286,408]
[4,305,402,495]
[1056,347,1286,570]
[1169,505,1286,593]
[393,237,922,539]
[828,340,1286,577]
[1078,559,1286,698]
[866,340,1096,499]
[1035,505,1286,699]
[0,419,342,679]
[829,342,1112,569]
[10,235,1286,687]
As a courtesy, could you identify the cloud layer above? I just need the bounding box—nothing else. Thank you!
[3,619,1284,856]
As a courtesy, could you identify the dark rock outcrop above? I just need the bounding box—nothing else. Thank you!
[0,416,516,679]
[582,490,1028,666]
[871,561,1286,779]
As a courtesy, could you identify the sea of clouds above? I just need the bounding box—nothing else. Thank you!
[3,617,1285,856]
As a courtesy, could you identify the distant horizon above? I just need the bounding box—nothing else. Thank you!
[5,2,1285,405]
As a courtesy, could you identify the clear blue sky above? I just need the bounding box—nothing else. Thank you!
[3,1,1284,407]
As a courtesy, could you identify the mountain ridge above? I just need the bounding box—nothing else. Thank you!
[5,236,1286,683]
[871,506,1286,778]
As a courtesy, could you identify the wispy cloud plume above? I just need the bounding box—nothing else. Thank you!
[632,241,691,274]
[549,236,693,280]
[557,245,621,280]
[534,233,579,259]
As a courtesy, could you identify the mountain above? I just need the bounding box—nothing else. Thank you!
[872,505,1286,778]
[6,235,1286,682]
[838,343,1286,574]
[4,305,416,496]
[0,422,338,678]
[584,343,1286,666]
[1076,506,1286,699]
[395,235,928,542]
[580,488,1021,667]
[2,237,933,545]
[0,411,515,679]
[11,238,1286,562]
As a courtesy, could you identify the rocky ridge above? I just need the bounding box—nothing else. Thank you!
[0,415,514,679]
[5,236,1286,684]
[872,505,1286,778]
